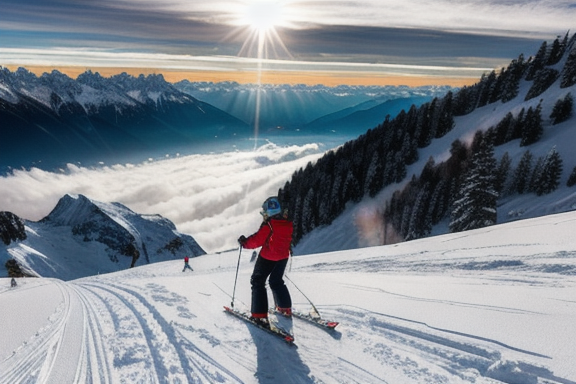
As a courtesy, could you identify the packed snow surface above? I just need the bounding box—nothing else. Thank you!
[1,210,575,384]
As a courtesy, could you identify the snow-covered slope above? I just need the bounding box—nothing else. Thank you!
[1,211,574,384]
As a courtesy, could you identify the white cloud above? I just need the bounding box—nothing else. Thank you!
[0,142,327,253]
[117,0,575,36]
[276,0,575,36]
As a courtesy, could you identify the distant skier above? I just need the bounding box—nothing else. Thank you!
[182,256,193,272]
[238,196,293,325]
[10,277,17,288]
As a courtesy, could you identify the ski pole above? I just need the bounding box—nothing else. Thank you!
[285,275,321,317]
[231,246,243,308]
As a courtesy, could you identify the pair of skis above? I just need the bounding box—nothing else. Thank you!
[223,306,295,344]
[224,305,339,345]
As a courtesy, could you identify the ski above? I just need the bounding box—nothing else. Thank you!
[223,306,295,344]
[273,308,339,330]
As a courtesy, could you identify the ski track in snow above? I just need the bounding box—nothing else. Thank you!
[2,272,573,384]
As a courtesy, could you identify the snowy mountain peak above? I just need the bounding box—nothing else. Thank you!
[2,194,205,279]
[1,67,187,110]
[41,193,99,227]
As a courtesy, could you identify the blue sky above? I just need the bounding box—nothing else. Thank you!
[1,0,575,85]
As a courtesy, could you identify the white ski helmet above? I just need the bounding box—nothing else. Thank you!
[261,196,282,217]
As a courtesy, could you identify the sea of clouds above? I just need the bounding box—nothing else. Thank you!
[0,142,328,253]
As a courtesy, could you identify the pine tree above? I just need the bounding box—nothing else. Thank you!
[329,171,343,221]
[501,54,526,102]
[452,85,477,116]
[525,68,560,101]
[510,108,525,142]
[495,152,512,194]
[520,103,543,146]
[561,44,576,88]
[428,179,448,224]
[547,35,565,65]
[534,147,563,195]
[567,166,576,187]
[435,91,454,138]
[405,185,432,241]
[449,132,498,232]
[416,100,435,147]
[550,93,574,124]
[494,112,514,146]
[525,41,547,81]
[301,188,316,233]
[393,151,407,183]
[528,156,545,194]
[364,152,383,198]
[477,71,497,107]
[342,171,361,203]
[511,150,533,194]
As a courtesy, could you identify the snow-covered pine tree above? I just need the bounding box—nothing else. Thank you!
[301,188,316,234]
[560,43,576,88]
[547,33,568,66]
[550,92,573,124]
[534,147,563,196]
[342,171,361,203]
[435,91,455,138]
[494,112,515,145]
[525,41,547,81]
[364,152,383,198]
[477,70,497,108]
[405,184,432,241]
[528,156,545,194]
[500,54,526,102]
[495,152,512,194]
[520,103,543,146]
[525,68,560,101]
[449,131,498,233]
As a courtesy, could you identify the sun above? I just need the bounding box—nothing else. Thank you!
[233,0,293,60]
[238,1,286,32]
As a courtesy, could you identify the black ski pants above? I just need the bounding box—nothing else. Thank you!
[250,256,291,315]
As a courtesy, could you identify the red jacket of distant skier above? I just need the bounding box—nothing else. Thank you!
[242,218,293,261]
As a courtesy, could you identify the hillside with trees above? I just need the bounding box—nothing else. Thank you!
[280,32,576,249]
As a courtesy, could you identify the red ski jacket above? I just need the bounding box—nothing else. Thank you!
[242,218,293,261]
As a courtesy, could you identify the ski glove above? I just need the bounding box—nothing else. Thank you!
[238,235,247,246]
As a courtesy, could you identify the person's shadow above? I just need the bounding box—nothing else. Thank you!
[248,327,313,384]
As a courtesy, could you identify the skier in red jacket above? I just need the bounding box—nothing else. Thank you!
[182,256,193,272]
[238,196,293,324]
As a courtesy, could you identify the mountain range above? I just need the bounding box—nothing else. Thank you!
[173,80,449,131]
[0,68,448,173]
[0,68,250,172]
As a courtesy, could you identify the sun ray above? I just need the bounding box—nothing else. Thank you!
[228,0,296,150]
